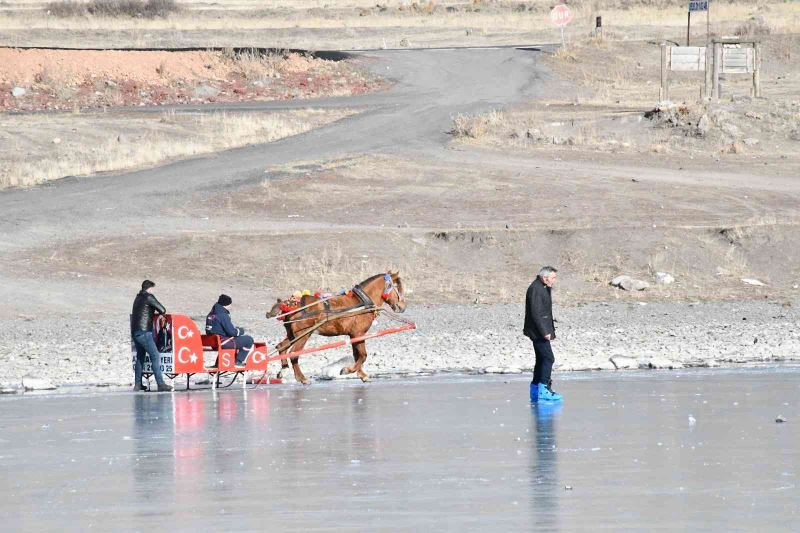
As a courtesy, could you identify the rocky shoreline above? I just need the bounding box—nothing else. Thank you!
[1,299,798,394]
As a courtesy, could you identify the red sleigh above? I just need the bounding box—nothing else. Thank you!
[136,312,415,390]
[137,314,280,389]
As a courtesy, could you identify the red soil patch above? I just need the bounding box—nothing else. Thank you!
[0,48,231,86]
[0,48,386,111]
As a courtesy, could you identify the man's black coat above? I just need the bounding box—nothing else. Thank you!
[523,277,555,340]
[130,290,166,334]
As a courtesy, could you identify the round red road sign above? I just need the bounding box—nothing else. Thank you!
[549,4,573,27]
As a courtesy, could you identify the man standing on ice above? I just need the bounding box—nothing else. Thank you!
[524,266,563,402]
[131,280,172,392]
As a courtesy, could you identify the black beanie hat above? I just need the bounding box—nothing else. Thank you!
[217,294,233,306]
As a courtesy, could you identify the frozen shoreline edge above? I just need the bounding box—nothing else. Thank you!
[4,360,800,397]
[2,299,799,394]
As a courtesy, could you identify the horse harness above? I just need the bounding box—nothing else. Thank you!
[268,274,404,370]
[282,274,401,324]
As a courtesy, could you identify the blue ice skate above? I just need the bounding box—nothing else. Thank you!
[537,382,563,402]
[530,382,538,402]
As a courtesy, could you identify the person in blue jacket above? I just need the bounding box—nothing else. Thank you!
[205,294,254,365]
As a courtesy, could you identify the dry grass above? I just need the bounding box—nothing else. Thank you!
[546,37,658,105]
[5,10,560,32]
[16,151,800,303]
[273,241,415,296]
[0,108,354,189]
[2,1,799,49]
[734,16,773,38]
[449,109,505,139]
[452,32,800,162]
[227,48,285,81]
[449,106,635,150]
[45,0,179,18]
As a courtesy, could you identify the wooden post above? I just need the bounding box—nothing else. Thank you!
[753,42,761,98]
[660,44,669,101]
[704,44,713,99]
[687,11,691,46]
[712,41,721,101]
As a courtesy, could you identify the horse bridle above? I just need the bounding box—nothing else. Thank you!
[381,273,405,308]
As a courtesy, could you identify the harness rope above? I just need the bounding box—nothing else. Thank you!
[280,304,370,325]
[380,306,415,326]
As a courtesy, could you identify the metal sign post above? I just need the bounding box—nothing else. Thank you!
[688,0,709,46]
[549,4,573,46]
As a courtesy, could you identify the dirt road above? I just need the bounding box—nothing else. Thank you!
[3,46,797,255]
[0,47,547,246]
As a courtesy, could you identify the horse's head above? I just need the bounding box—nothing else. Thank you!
[382,270,407,313]
[266,298,284,318]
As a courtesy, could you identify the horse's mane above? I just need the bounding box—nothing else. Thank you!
[282,273,393,305]
[290,273,385,306]
[358,273,386,287]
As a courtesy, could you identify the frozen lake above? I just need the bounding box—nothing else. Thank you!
[2,368,799,531]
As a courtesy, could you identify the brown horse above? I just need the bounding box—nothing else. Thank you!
[265,271,407,384]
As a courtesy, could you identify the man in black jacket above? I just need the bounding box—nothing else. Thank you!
[524,266,563,402]
[206,294,254,365]
[131,280,172,392]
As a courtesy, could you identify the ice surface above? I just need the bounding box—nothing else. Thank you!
[1,368,799,531]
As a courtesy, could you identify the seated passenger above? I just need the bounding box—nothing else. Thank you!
[206,294,254,365]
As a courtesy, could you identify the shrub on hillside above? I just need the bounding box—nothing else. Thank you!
[449,110,506,139]
[45,0,85,17]
[734,16,771,38]
[46,0,180,18]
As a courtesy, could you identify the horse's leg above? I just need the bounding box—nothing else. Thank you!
[340,319,372,379]
[340,345,356,376]
[274,338,291,379]
[351,340,370,382]
[276,326,295,379]
[288,336,311,385]
[340,338,361,376]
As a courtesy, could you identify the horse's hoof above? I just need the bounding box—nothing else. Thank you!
[301,379,311,386]
[358,373,370,383]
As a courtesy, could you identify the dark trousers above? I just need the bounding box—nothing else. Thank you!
[133,330,166,386]
[532,338,555,385]
[221,335,254,363]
